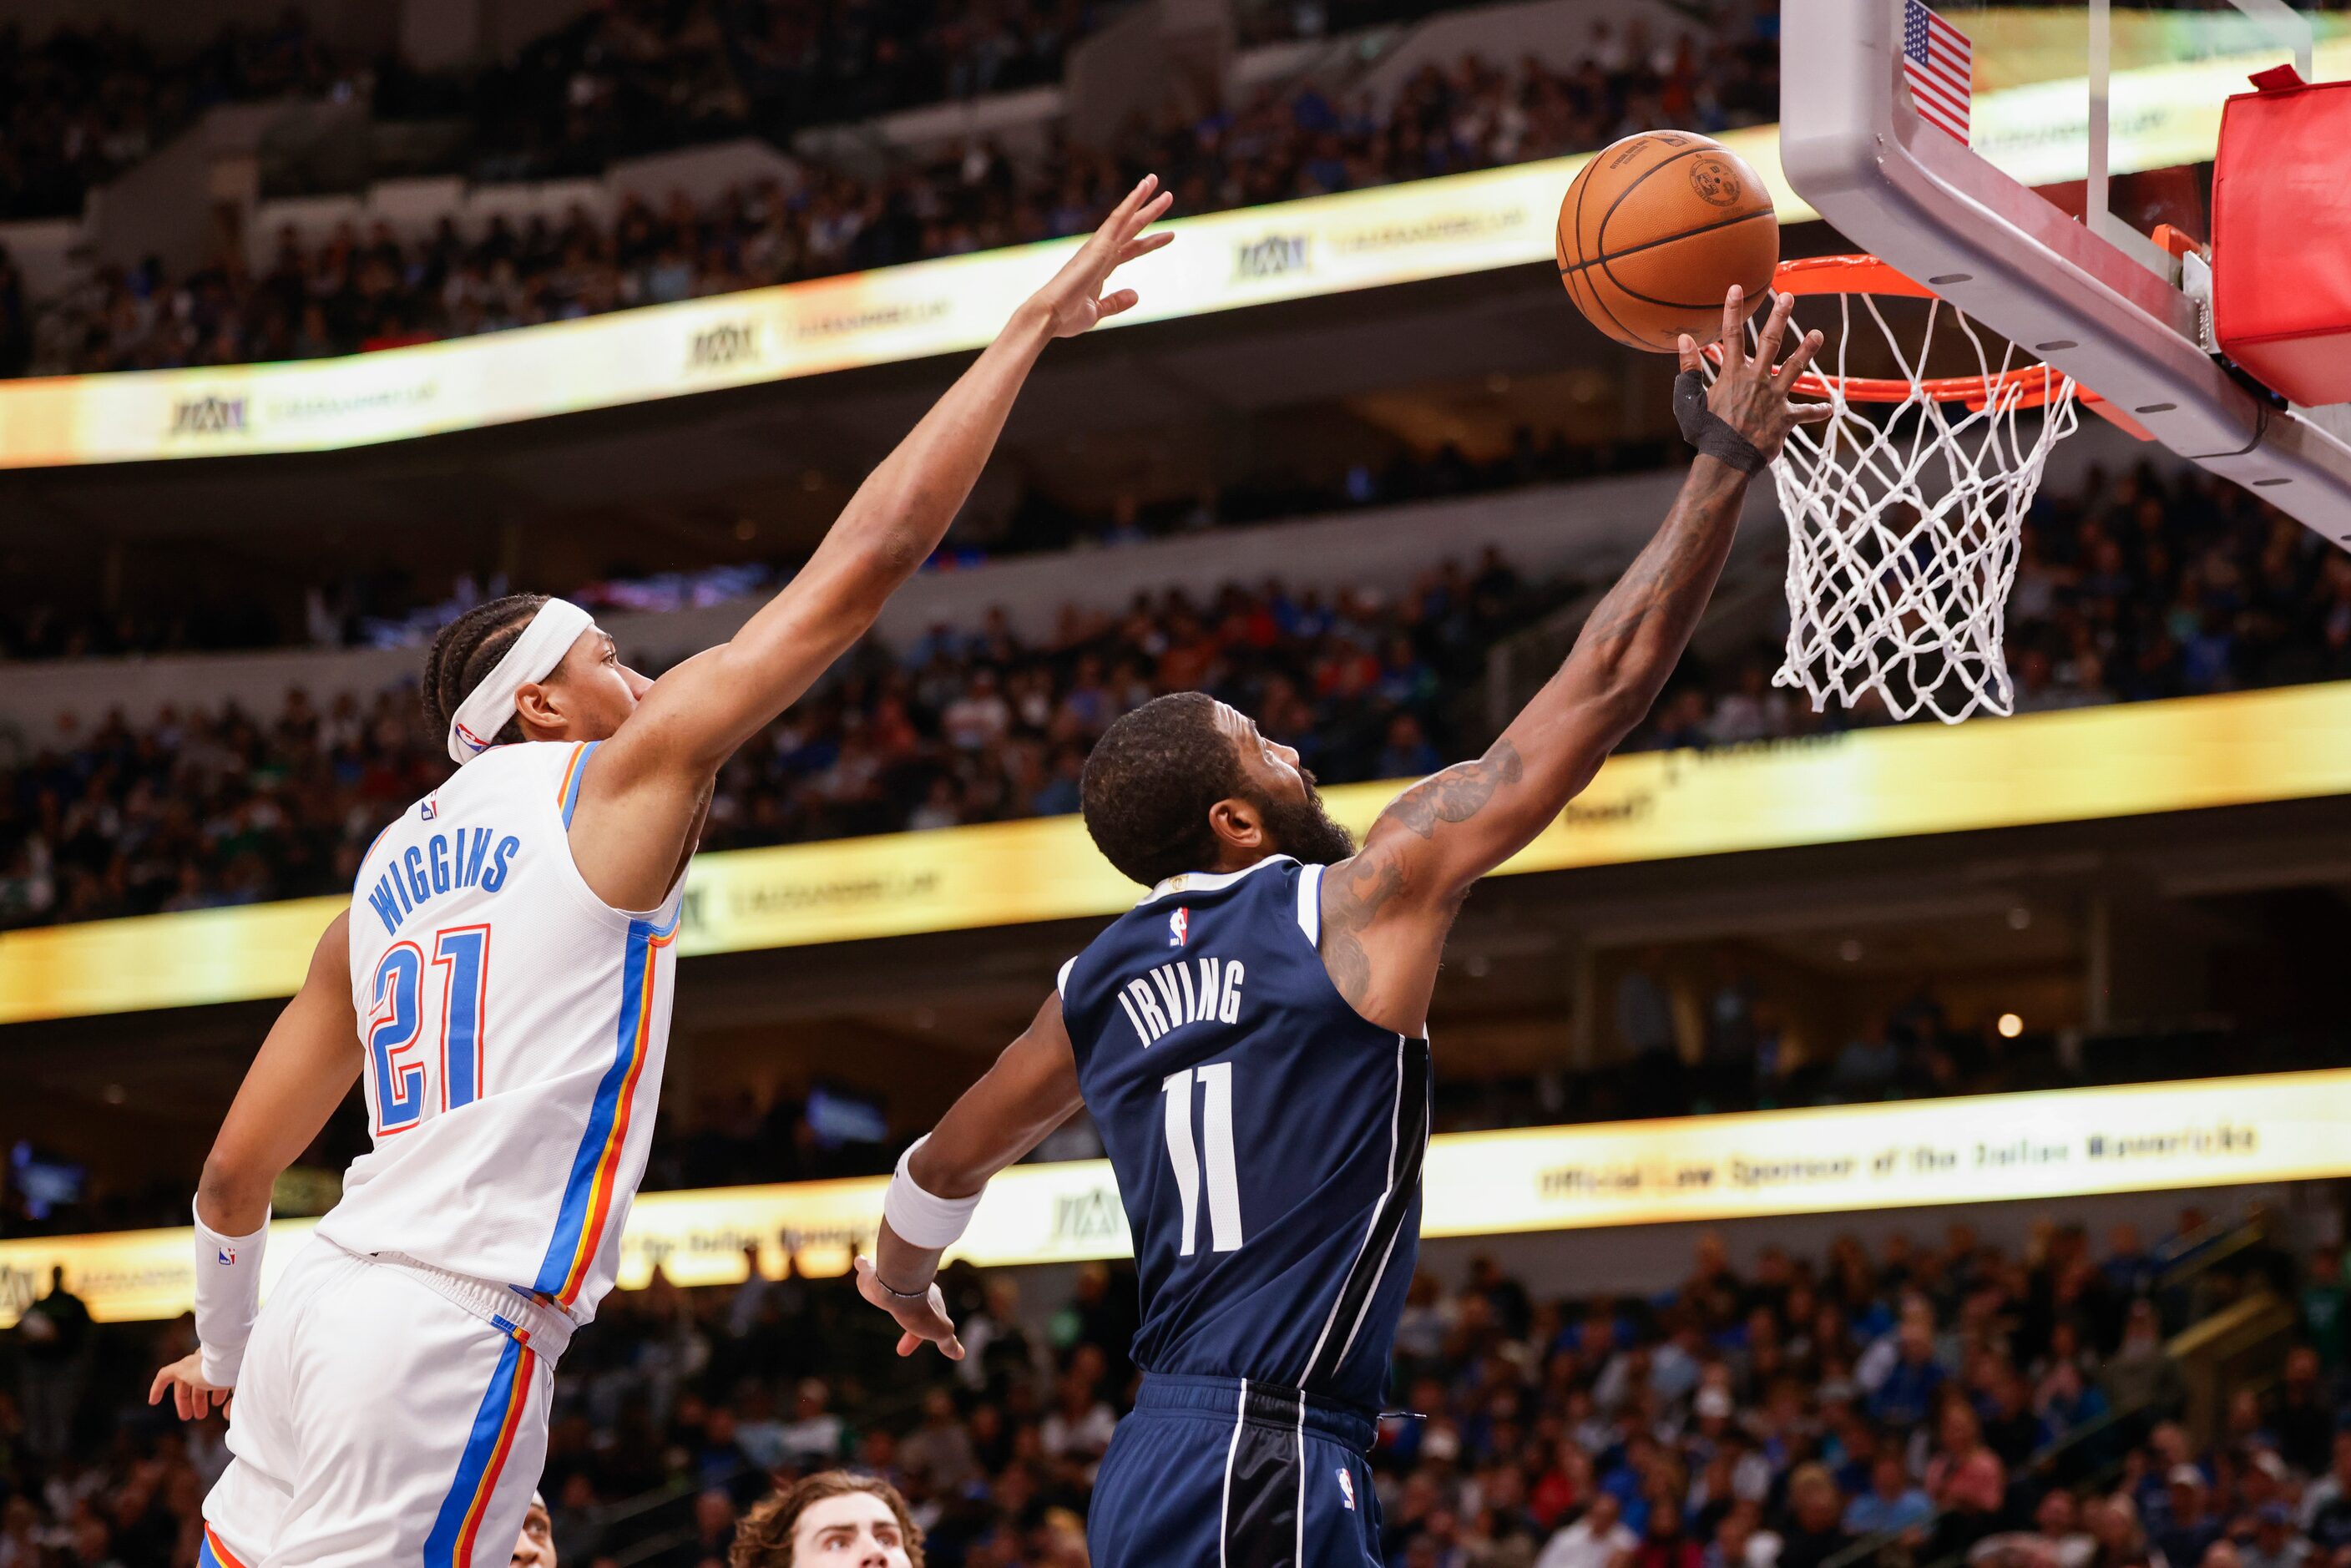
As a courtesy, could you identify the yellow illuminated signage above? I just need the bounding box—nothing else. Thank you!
[4,28,2344,471]
[0,1067,2333,1328]
[2,680,2348,1025]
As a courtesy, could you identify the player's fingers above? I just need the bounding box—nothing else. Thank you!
[1130,187,1172,230]
[1105,173,1155,227]
[147,1369,166,1405]
[177,1383,195,1421]
[1718,285,1747,363]
[1773,328,1825,391]
[1789,400,1836,424]
[942,1335,967,1362]
[1117,230,1176,266]
[1094,288,1140,321]
[1753,292,1794,370]
[896,1330,922,1358]
[1110,181,1166,242]
[1677,333,1701,374]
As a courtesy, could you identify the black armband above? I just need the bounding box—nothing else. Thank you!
[1673,369,1768,475]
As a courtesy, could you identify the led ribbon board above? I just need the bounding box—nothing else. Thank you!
[0,1066,2331,1327]
[4,23,2343,469]
[1,680,2348,1024]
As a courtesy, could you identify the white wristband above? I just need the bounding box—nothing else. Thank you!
[882,1136,983,1250]
[192,1200,270,1388]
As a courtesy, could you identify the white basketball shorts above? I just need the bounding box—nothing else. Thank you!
[200,1237,574,1568]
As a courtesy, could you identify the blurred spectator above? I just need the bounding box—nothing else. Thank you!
[1537,1490,1637,1568]
[1776,1464,1853,1568]
[2241,1504,2308,1568]
[2156,1468,2224,1568]
[15,1266,93,1456]
[2298,1244,2346,1373]
[1845,1454,1933,1540]
[2268,1346,2332,1477]
[776,1378,846,1466]
[2085,1495,2159,1568]
[2103,1302,2186,1418]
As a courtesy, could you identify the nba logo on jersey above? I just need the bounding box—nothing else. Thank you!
[420,796,438,821]
[1167,908,1189,947]
[1336,1469,1356,1511]
[216,1246,235,1265]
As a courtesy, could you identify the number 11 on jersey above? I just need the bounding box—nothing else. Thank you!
[1160,1062,1245,1256]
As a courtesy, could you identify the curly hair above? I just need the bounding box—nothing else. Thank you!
[419,594,549,747]
[730,1472,924,1568]
[1079,691,1247,887]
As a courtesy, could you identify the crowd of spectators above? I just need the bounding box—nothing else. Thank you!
[2,1203,2341,1568]
[0,549,1550,929]
[0,13,356,224]
[0,432,1659,663]
[18,14,1777,376]
[3,453,2348,928]
[420,0,1095,185]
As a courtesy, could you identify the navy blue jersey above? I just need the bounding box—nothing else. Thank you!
[1058,855,1432,1414]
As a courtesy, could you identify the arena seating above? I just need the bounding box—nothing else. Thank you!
[5,1210,2334,1568]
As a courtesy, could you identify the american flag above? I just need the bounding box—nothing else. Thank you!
[1902,0,1973,144]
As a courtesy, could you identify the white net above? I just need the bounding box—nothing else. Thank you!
[1737,289,2081,725]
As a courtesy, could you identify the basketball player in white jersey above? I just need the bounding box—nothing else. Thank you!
[144,179,1175,1568]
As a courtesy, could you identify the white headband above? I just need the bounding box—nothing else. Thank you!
[446,598,596,764]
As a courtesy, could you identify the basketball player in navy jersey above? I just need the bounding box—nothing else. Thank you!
[856,290,1827,1566]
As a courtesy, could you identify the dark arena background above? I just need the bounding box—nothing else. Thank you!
[5,1,2351,1566]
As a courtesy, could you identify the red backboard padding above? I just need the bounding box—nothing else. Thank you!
[2213,67,2351,407]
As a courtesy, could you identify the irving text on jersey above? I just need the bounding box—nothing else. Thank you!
[1114,956,1246,1047]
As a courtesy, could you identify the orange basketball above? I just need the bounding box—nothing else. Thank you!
[1556,130,1779,352]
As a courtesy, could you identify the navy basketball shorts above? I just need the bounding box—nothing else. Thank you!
[1088,1374,1382,1568]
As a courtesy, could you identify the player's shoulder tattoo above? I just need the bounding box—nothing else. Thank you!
[1318,846,1407,1012]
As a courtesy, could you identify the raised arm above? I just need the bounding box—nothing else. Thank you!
[570,181,1176,903]
[1318,287,1827,1034]
[154,913,360,1417]
[852,991,1080,1359]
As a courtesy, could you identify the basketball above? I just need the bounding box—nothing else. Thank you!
[1556,130,1779,352]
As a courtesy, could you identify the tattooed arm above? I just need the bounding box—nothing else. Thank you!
[1318,286,1828,1034]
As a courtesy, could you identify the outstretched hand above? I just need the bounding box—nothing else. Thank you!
[1679,286,1830,462]
[852,1254,966,1361]
[1027,175,1176,339]
[149,1352,231,1421]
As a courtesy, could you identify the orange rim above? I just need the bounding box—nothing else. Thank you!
[1733,254,2082,412]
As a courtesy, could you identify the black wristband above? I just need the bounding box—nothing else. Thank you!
[1673,369,1768,475]
[875,1272,934,1302]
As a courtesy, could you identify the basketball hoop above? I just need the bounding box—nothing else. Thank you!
[1707,255,2086,725]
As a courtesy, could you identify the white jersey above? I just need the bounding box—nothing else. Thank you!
[316,740,683,1323]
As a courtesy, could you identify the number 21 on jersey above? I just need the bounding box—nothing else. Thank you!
[367,924,491,1134]
[1160,1062,1245,1256]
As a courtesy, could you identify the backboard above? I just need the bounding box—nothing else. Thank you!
[1781,0,2351,544]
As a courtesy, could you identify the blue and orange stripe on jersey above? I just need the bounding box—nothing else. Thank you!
[555,741,599,827]
[529,902,680,1306]
[199,1525,251,1568]
[423,1334,537,1568]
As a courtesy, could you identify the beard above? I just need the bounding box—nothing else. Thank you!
[1251,771,1356,867]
